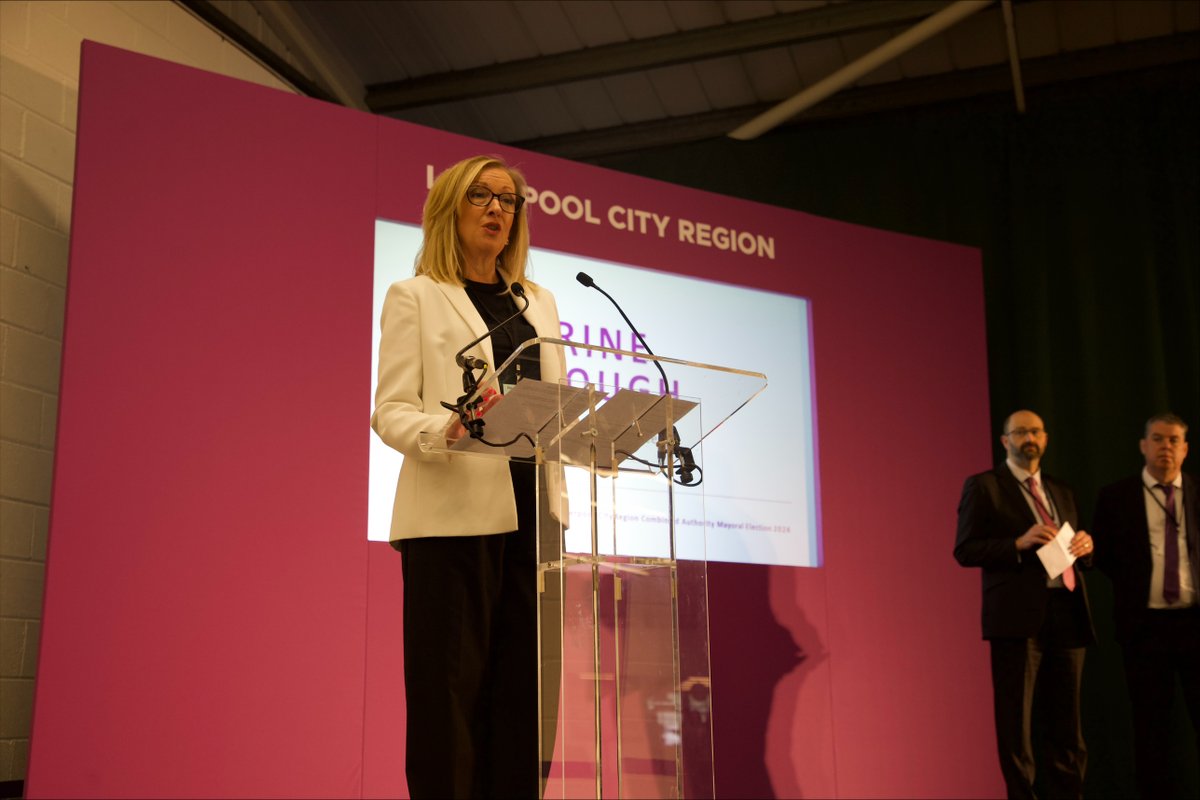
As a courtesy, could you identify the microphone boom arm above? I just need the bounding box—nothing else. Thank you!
[575,272,701,486]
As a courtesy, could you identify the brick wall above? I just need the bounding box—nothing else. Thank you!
[0,0,299,781]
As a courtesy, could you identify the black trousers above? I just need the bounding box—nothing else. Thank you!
[989,590,1090,800]
[1120,607,1200,800]
[397,462,555,799]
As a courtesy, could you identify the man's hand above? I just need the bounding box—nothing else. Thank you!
[1067,529,1093,558]
[1016,523,1058,551]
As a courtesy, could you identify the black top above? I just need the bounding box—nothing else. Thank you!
[463,278,540,389]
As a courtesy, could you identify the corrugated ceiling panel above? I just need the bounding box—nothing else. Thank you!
[292,1,409,84]
[743,47,804,100]
[721,0,781,23]
[508,85,582,138]
[840,28,907,85]
[1056,0,1118,52]
[646,62,715,116]
[612,0,679,38]
[373,3,455,77]
[513,0,585,54]
[774,0,833,12]
[556,79,626,130]
[1011,1,1062,60]
[896,29,956,78]
[945,8,1009,70]
[293,0,1197,153]
[560,1,632,47]
[790,38,849,86]
[475,1,542,63]
[456,1,543,64]
[471,92,542,142]
[664,0,726,31]
[1111,0,1174,40]
[692,55,760,108]
[424,101,498,142]
[411,3,509,71]
[601,72,668,122]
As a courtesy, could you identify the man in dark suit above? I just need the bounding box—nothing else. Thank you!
[955,409,1095,800]
[1092,412,1198,799]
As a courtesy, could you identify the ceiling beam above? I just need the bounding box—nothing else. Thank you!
[510,32,1200,161]
[729,0,994,140]
[178,0,339,103]
[251,0,368,110]
[1000,0,1027,114]
[364,0,951,113]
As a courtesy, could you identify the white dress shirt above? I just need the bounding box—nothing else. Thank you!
[1007,459,1065,588]
[1142,467,1195,608]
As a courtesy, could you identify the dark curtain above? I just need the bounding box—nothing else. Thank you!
[594,67,1200,799]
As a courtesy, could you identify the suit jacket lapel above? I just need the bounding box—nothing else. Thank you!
[1185,474,1200,580]
[995,465,1037,525]
[434,280,493,366]
[1130,476,1151,542]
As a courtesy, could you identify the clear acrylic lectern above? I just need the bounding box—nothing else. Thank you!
[419,338,767,799]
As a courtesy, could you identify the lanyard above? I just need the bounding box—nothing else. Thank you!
[1018,477,1059,524]
[1143,482,1181,529]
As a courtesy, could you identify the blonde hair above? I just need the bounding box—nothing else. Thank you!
[415,155,530,287]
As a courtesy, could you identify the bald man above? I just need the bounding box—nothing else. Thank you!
[955,410,1096,800]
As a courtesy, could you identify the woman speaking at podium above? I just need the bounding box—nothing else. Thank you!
[371,155,566,799]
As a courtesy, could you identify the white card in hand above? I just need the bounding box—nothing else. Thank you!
[1035,521,1078,580]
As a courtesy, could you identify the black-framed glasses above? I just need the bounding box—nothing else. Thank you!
[465,184,524,214]
[1006,427,1045,438]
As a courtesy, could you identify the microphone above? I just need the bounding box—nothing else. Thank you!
[442,280,530,440]
[454,281,529,372]
[574,272,668,390]
[575,272,700,486]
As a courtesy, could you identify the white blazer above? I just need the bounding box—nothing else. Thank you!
[371,274,568,540]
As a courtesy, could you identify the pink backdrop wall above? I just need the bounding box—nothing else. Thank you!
[28,43,998,798]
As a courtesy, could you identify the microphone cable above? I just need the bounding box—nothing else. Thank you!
[576,272,701,486]
[441,281,536,450]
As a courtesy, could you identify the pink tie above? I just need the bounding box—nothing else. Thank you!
[1027,477,1075,591]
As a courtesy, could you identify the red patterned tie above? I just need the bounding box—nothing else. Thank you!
[1159,484,1180,604]
[1027,477,1075,591]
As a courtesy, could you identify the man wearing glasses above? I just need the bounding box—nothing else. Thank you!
[955,409,1096,800]
[1092,413,1197,799]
